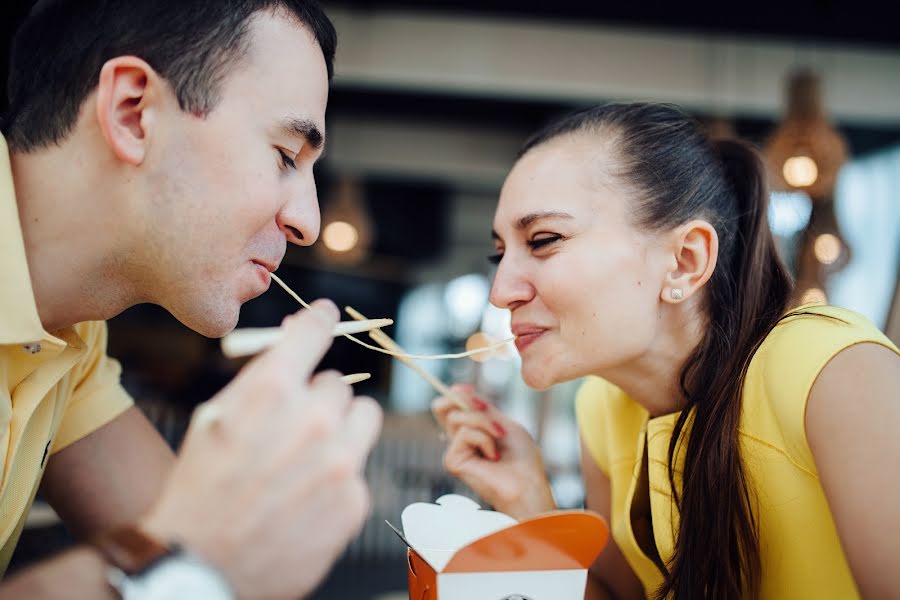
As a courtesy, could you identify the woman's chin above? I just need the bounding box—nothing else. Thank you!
[520,353,587,390]
[520,361,557,391]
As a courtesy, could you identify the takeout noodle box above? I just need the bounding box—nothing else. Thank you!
[400,495,609,600]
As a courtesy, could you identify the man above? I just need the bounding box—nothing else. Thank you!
[0,1,382,597]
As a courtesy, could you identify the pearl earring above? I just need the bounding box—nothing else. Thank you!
[670,288,684,300]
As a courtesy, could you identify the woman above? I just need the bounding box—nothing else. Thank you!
[432,103,900,599]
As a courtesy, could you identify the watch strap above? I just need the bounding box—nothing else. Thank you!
[92,524,175,576]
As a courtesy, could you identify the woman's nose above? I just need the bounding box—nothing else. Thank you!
[489,256,535,310]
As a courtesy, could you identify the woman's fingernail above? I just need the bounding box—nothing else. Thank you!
[470,397,488,411]
[493,421,507,437]
[492,450,501,461]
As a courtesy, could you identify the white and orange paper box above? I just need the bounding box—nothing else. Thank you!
[396,494,609,600]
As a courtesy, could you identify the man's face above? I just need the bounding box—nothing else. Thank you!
[138,11,328,337]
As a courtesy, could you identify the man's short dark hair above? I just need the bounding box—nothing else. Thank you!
[2,0,336,152]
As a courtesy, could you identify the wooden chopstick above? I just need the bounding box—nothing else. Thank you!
[340,372,371,385]
[221,319,393,358]
[334,319,394,337]
[344,306,469,412]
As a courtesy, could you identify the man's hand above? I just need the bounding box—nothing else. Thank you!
[139,300,383,598]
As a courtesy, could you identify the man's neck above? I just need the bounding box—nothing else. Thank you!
[11,144,136,332]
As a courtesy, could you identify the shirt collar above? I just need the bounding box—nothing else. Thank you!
[0,134,53,345]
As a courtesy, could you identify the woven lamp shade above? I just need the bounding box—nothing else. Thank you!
[764,70,848,200]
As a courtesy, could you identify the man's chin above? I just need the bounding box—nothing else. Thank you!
[171,304,241,338]
[202,319,240,339]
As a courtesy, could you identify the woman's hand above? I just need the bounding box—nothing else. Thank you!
[432,384,556,520]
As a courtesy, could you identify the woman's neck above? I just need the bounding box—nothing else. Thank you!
[598,301,707,418]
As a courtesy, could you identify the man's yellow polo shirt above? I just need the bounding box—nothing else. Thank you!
[576,304,899,598]
[0,135,134,575]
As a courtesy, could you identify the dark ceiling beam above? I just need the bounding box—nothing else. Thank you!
[329,0,900,50]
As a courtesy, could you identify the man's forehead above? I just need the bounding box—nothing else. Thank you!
[223,14,328,144]
[238,11,329,104]
[244,10,327,73]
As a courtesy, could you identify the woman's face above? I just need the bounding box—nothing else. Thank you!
[490,135,674,389]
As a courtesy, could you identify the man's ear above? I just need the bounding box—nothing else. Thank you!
[660,219,719,304]
[95,56,163,166]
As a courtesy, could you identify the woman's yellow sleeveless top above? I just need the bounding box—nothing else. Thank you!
[576,304,899,598]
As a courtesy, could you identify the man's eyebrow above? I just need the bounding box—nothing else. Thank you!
[280,117,325,150]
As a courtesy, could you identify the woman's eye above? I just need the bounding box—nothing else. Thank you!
[277,149,297,171]
[487,252,503,265]
[527,234,561,250]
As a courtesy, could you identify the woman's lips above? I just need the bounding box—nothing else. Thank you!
[512,328,547,352]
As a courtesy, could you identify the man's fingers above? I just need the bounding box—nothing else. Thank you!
[340,397,383,471]
[308,370,353,412]
[216,301,339,416]
[257,300,339,381]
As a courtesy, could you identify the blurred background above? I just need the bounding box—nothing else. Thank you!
[3,1,900,598]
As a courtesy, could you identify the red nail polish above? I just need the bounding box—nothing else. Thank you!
[493,421,507,436]
[470,397,488,411]
[492,450,501,461]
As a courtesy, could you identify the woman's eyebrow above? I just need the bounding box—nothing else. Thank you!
[492,211,574,241]
[515,211,575,229]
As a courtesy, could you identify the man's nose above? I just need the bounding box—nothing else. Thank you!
[278,173,320,246]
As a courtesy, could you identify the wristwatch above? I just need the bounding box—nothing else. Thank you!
[92,525,234,600]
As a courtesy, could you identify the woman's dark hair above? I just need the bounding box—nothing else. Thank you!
[521,103,793,598]
[3,0,336,152]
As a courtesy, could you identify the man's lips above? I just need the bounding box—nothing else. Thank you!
[511,324,548,352]
[250,260,279,289]
[251,259,279,273]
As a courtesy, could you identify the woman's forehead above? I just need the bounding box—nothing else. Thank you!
[496,139,626,226]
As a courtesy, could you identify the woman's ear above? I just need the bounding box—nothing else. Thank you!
[95,56,162,166]
[661,219,719,304]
